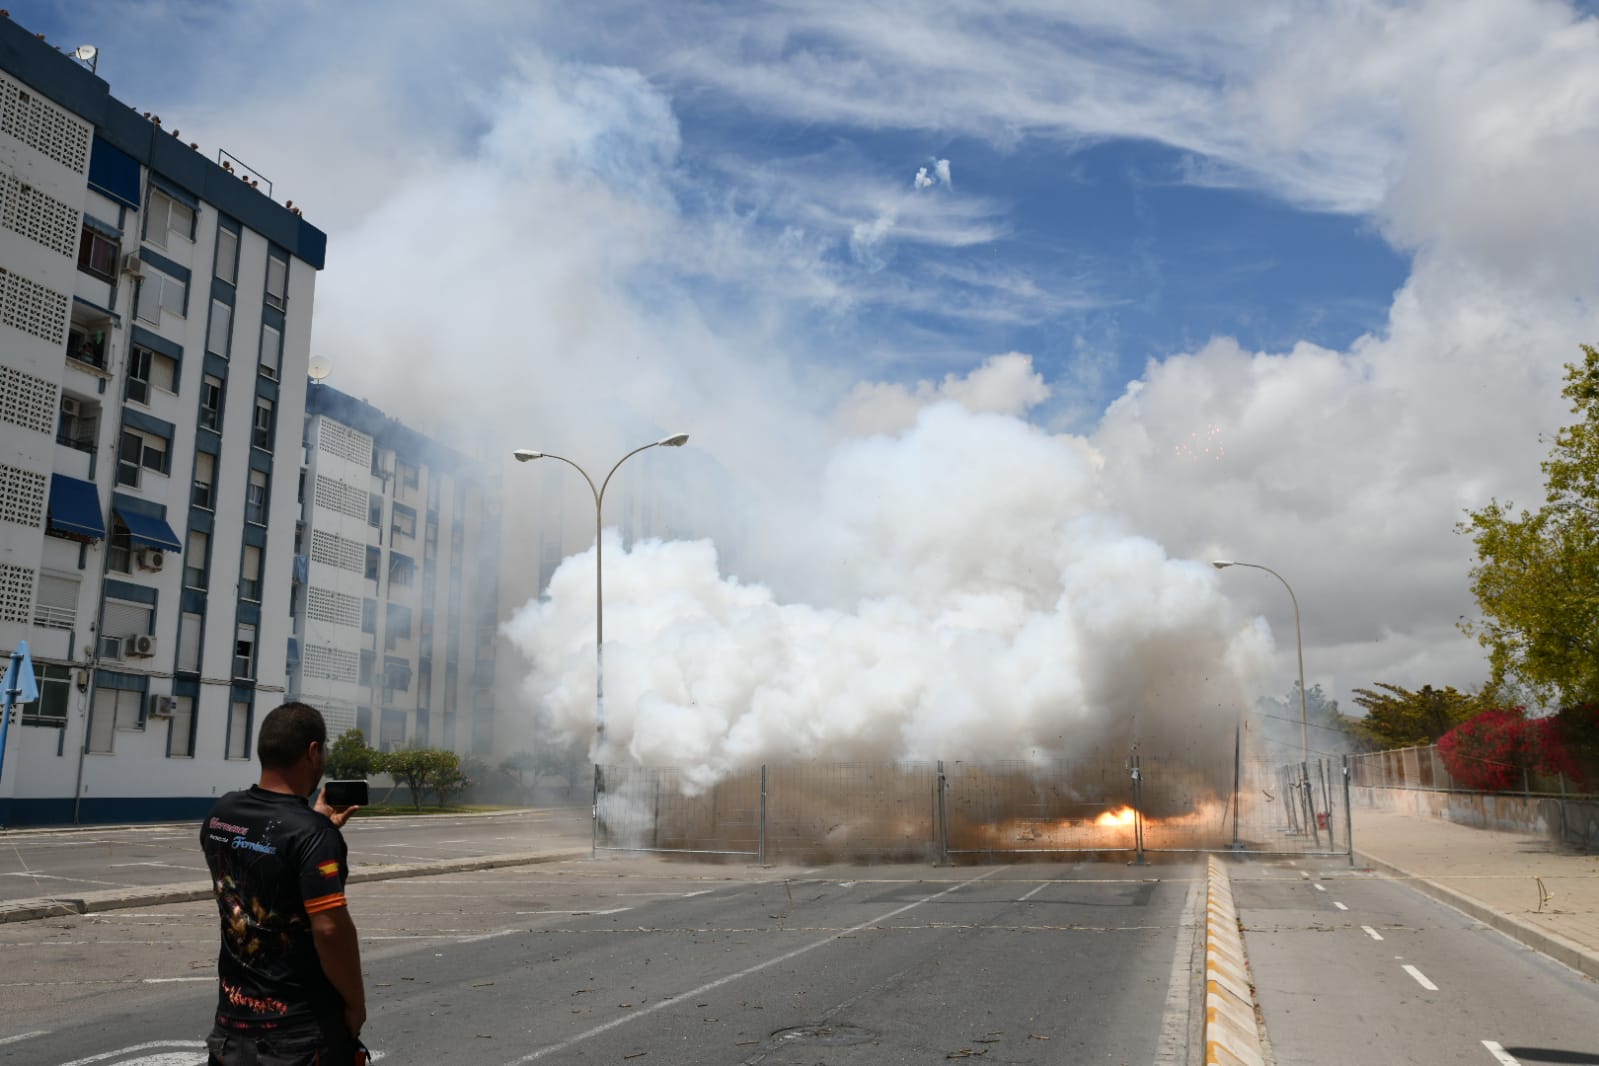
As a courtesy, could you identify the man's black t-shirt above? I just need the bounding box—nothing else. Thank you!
[200,786,350,1032]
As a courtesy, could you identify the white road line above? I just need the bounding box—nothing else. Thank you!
[141,976,210,983]
[1313,883,1326,892]
[108,861,207,872]
[1018,882,1050,902]
[0,1031,47,1047]
[1153,880,1203,1066]
[55,1040,205,1066]
[0,871,122,886]
[500,866,1007,1065]
[514,908,630,916]
[1333,901,1349,911]
[1402,964,1438,991]
[1482,1040,1520,1065]
[1361,925,1384,941]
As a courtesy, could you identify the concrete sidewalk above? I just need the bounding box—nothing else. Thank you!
[1350,806,1599,980]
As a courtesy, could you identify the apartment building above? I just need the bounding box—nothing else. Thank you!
[291,385,501,758]
[0,18,325,824]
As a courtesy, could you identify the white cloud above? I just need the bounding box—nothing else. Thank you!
[834,352,1051,436]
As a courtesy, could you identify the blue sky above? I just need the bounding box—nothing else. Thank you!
[16,1,1599,743]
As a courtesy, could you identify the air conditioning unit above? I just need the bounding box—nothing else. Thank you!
[121,253,145,277]
[136,548,165,572]
[147,695,177,718]
[61,395,82,418]
[127,633,157,658]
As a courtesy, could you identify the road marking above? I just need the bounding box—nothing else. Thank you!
[514,908,630,916]
[1482,1041,1520,1065]
[1402,964,1438,990]
[1333,901,1348,910]
[1313,883,1326,892]
[0,871,122,886]
[500,866,1006,1065]
[1153,880,1203,1066]
[141,976,210,983]
[55,1041,205,1066]
[0,1031,47,1047]
[1361,925,1384,941]
[108,861,207,872]
[1018,883,1050,902]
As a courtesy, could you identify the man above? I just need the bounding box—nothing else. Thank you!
[200,702,367,1065]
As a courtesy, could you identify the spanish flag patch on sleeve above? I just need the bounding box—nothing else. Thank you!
[317,860,341,878]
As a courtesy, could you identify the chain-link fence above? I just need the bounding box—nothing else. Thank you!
[594,751,1354,863]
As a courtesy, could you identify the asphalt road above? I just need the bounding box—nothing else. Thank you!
[0,807,592,903]
[1237,856,1599,1066]
[0,856,1207,1065]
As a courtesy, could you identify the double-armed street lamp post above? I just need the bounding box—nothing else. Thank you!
[514,434,690,755]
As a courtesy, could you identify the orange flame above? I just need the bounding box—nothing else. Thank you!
[1094,806,1137,828]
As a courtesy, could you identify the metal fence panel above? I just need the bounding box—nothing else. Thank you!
[595,765,762,857]
[765,762,939,863]
[943,758,1137,857]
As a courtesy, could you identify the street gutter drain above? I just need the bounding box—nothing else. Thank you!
[771,1024,876,1046]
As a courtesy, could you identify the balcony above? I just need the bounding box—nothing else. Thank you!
[32,603,76,630]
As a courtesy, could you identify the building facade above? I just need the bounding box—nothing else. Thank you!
[291,385,501,759]
[0,18,326,824]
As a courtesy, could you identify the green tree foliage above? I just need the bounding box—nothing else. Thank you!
[379,748,463,811]
[326,729,378,781]
[1461,345,1599,705]
[1254,682,1363,757]
[1351,683,1486,749]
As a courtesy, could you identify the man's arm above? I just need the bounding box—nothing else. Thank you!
[310,907,366,1037]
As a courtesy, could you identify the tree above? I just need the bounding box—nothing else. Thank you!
[1252,682,1363,758]
[326,729,377,781]
[1461,345,1599,706]
[1437,706,1533,790]
[380,748,460,811]
[1350,683,1485,749]
[431,754,472,808]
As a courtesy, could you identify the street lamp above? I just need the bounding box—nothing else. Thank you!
[513,433,690,754]
[1212,560,1309,769]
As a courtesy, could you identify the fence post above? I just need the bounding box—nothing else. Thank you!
[1129,755,1148,865]
[936,760,950,866]
[1318,759,1334,850]
[758,764,768,866]
[1231,720,1242,850]
[591,764,601,859]
[1303,763,1322,849]
[1343,754,1354,866]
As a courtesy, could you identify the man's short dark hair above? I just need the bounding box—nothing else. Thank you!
[257,702,327,771]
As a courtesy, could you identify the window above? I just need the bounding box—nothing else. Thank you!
[184,529,208,589]
[391,504,416,540]
[118,428,170,487]
[383,658,411,693]
[252,397,275,450]
[385,603,412,650]
[134,266,186,324]
[359,649,374,686]
[389,553,415,589]
[57,393,98,452]
[365,547,380,582]
[398,461,419,490]
[199,374,223,431]
[265,255,288,309]
[192,451,215,509]
[424,517,438,560]
[88,687,143,752]
[246,469,268,524]
[168,694,195,757]
[234,623,256,679]
[144,188,195,249]
[23,663,71,726]
[226,700,251,759]
[207,299,232,356]
[362,597,377,634]
[240,544,262,601]
[259,324,281,379]
[368,499,382,528]
[78,225,117,280]
[125,345,176,405]
[108,523,132,573]
[67,323,109,369]
[178,612,202,672]
[215,228,238,283]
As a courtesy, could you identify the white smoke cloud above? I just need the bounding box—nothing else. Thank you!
[914,166,934,189]
[913,158,952,189]
[507,402,1270,785]
[934,158,951,186]
[834,352,1050,436]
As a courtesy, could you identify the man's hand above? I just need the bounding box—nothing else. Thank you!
[344,1000,366,1038]
[314,797,360,828]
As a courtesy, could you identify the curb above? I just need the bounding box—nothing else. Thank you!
[0,849,588,925]
[1355,848,1599,982]
[1203,857,1267,1066]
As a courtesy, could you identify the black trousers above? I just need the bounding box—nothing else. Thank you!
[205,1021,363,1066]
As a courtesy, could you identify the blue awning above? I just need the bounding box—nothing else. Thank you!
[47,475,105,541]
[114,509,182,551]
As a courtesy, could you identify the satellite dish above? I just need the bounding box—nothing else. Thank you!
[307,355,333,382]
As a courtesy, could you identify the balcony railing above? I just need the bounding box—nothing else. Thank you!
[32,604,76,630]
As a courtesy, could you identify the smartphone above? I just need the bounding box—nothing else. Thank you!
[321,779,369,808]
